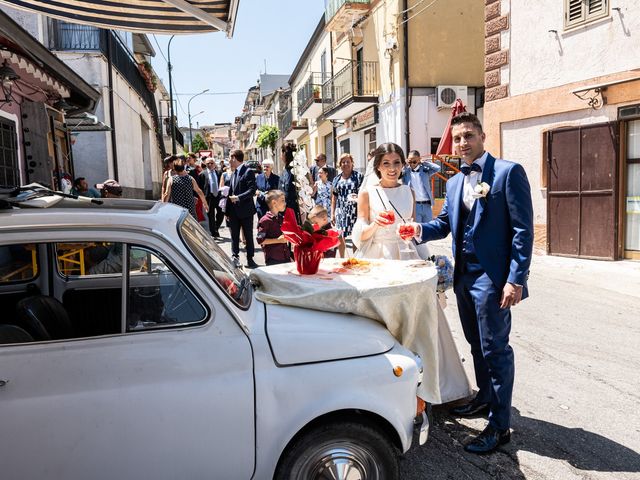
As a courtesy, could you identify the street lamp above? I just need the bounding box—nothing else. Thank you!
[188,89,209,152]
[167,35,176,154]
[190,111,204,149]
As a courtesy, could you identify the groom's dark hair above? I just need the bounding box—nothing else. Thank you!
[451,112,483,133]
[372,143,406,179]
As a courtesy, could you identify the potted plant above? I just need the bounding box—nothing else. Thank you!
[313,86,320,99]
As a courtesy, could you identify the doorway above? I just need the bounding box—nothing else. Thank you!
[546,123,619,259]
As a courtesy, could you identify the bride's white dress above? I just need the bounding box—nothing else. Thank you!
[352,184,472,403]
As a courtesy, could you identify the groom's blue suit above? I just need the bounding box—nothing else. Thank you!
[420,152,533,430]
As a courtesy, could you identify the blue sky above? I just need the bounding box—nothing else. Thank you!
[151,0,325,128]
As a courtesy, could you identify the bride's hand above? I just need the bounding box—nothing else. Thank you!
[373,212,393,227]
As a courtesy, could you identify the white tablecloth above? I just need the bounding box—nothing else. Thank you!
[250,258,471,404]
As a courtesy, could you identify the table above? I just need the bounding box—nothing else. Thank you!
[250,258,471,404]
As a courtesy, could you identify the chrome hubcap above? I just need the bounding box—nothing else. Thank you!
[298,442,380,480]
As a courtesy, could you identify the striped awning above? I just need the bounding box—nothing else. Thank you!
[0,0,240,36]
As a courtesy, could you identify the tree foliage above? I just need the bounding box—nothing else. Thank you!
[191,133,208,153]
[256,124,280,153]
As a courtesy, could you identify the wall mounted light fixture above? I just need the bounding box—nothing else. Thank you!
[0,60,20,103]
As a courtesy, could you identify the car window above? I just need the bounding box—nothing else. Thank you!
[127,245,207,331]
[0,244,38,284]
[180,215,251,308]
[55,242,122,277]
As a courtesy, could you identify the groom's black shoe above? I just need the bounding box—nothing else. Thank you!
[464,425,510,454]
[450,399,490,418]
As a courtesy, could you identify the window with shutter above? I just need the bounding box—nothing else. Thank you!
[564,0,609,29]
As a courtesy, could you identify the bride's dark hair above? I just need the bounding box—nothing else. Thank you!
[281,142,297,166]
[372,142,406,179]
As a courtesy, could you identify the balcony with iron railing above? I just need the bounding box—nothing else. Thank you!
[325,0,371,32]
[279,108,308,143]
[297,72,327,119]
[48,21,166,156]
[322,60,379,120]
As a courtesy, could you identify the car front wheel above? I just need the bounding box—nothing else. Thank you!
[275,421,399,480]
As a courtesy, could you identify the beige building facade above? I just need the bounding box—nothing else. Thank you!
[483,0,640,260]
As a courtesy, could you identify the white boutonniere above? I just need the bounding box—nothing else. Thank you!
[472,182,491,199]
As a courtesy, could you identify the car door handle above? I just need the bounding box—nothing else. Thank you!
[0,379,8,387]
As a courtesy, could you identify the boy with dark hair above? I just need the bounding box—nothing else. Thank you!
[256,190,291,266]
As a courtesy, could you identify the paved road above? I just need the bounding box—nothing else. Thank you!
[214,221,640,479]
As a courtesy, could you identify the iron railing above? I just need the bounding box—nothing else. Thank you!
[322,61,378,115]
[296,72,325,116]
[325,0,370,23]
[280,108,292,138]
[48,21,166,157]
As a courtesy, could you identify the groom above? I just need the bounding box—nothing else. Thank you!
[413,112,533,454]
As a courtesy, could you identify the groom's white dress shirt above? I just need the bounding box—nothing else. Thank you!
[462,151,488,211]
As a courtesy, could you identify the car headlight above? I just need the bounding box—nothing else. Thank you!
[412,351,423,386]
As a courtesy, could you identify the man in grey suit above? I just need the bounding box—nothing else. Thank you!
[403,150,440,222]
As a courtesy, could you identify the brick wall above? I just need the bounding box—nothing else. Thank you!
[484,0,509,102]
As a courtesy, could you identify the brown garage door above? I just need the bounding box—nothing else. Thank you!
[547,123,619,259]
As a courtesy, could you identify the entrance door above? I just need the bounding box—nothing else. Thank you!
[547,123,619,259]
[624,119,640,257]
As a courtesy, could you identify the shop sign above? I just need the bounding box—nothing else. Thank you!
[352,106,378,132]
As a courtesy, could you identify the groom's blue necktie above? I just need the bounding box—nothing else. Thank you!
[460,163,482,176]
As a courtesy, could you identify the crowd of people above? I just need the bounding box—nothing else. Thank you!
[69,130,445,270]
[154,138,444,268]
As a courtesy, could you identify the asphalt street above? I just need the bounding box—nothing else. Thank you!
[213,220,640,480]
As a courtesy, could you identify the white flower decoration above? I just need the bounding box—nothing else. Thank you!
[472,182,491,198]
[291,149,315,213]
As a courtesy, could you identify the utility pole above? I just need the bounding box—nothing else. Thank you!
[167,35,176,154]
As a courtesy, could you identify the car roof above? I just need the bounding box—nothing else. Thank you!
[0,198,186,232]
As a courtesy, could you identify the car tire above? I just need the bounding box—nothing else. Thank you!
[274,420,399,480]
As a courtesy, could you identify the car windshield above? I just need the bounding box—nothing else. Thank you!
[180,215,251,308]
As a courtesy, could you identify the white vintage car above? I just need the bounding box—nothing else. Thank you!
[0,195,427,480]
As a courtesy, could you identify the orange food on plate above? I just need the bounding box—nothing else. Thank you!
[341,258,371,268]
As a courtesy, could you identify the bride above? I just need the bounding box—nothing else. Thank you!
[352,142,472,404]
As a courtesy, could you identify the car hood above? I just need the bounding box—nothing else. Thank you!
[264,304,396,365]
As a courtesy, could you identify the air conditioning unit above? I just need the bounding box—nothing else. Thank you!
[436,85,467,109]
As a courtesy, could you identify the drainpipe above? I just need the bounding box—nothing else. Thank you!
[329,31,337,167]
[106,30,119,181]
[403,0,411,153]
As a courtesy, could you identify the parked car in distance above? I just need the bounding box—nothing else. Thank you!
[0,195,427,480]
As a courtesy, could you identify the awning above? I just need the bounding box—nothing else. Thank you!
[0,0,240,37]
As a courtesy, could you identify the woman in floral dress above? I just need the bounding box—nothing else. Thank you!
[313,166,332,214]
[331,153,363,258]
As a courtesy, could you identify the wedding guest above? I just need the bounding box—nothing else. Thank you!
[310,153,336,182]
[161,155,176,201]
[279,143,300,222]
[256,190,291,266]
[255,158,280,219]
[403,150,440,222]
[226,149,258,269]
[162,157,208,219]
[414,112,534,454]
[96,179,123,198]
[71,177,100,198]
[308,205,337,258]
[312,166,332,215]
[331,153,363,258]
